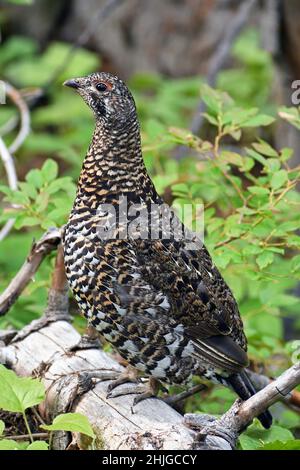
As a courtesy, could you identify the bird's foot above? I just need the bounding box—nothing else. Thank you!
[131,377,161,408]
[106,365,141,398]
[162,383,207,408]
[68,333,101,352]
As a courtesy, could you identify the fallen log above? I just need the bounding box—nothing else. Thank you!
[0,320,197,450]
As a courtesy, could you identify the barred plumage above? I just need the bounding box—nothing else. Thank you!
[63,72,272,428]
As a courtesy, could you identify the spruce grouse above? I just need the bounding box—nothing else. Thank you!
[63,72,272,428]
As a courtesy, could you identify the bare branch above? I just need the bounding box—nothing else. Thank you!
[0,227,62,316]
[4,433,48,441]
[5,82,31,154]
[0,137,18,242]
[0,137,17,192]
[0,82,31,240]
[248,369,300,412]
[185,362,300,450]
[235,362,300,425]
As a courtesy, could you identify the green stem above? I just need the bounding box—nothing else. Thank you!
[49,431,53,450]
[22,411,33,443]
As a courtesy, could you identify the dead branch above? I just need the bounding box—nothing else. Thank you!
[0,227,62,316]
[5,82,31,154]
[0,82,31,240]
[185,361,300,450]
[0,137,18,241]
[248,369,300,413]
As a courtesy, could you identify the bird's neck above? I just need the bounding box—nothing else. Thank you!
[74,120,159,211]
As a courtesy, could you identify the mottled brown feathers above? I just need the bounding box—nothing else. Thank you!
[64,72,248,385]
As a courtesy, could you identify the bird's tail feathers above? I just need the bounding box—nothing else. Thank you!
[227,370,272,429]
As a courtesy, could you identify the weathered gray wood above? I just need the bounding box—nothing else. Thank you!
[0,321,197,450]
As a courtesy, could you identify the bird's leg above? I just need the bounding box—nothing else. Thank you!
[162,383,207,407]
[69,325,101,352]
[132,376,161,408]
[106,365,141,397]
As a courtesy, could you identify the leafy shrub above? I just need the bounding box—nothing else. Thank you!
[0,365,95,450]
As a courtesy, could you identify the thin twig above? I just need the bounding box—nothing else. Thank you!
[0,137,17,192]
[5,82,31,154]
[0,227,62,316]
[0,137,18,242]
[31,406,46,426]
[4,433,48,441]
[0,82,31,241]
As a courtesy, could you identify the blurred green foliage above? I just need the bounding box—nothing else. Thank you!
[218,28,274,112]
[0,30,299,449]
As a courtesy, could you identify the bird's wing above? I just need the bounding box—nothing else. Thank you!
[132,237,248,372]
[134,238,245,339]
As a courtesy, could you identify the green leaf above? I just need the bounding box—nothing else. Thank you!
[0,364,45,413]
[256,251,274,270]
[248,186,269,196]
[246,148,267,166]
[239,434,261,450]
[41,412,95,439]
[278,106,300,130]
[202,113,218,126]
[220,151,244,167]
[144,119,165,140]
[0,420,5,435]
[18,182,38,200]
[252,141,278,157]
[270,170,288,190]
[291,255,300,273]
[171,183,189,195]
[260,440,300,450]
[242,114,275,127]
[27,441,49,450]
[240,424,295,450]
[0,36,37,67]
[14,216,41,229]
[41,159,58,183]
[25,169,44,189]
[279,147,293,162]
[0,439,27,450]
[265,158,281,172]
[201,85,223,116]
[5,0,33,4]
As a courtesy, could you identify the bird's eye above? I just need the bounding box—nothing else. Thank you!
[96,82,108,92]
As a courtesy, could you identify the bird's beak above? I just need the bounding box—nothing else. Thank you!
[63,79,81,89]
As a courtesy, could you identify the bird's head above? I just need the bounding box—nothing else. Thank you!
[63,72,137,129]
